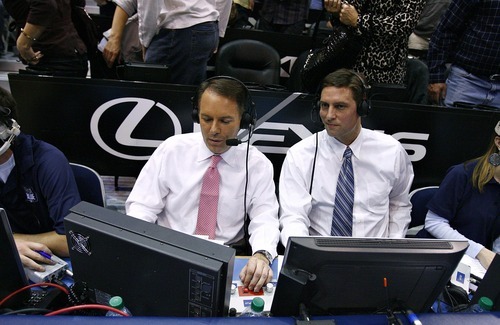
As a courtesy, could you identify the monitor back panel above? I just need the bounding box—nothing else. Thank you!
[64,202,235,317]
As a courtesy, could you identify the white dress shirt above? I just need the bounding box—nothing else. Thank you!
[126,132,280,258]
[279,128,414,246]
[114,0,232,47]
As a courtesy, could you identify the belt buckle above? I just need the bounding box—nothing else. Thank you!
[490,74,500,81]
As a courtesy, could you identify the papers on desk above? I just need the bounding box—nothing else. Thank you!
[461,254,486,279]
[450,254,486,293]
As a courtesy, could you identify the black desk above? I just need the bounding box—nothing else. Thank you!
[1,312,499,324]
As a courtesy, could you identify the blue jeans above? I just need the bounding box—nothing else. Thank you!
[145,21,218,85]
[445,65,500,109]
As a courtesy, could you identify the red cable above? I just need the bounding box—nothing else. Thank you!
[0,282,69,307]
[44,304,130,316]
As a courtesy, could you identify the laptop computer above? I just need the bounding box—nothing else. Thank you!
[469,253,500,310]
[0,208,62,310]
[0,208,33,308]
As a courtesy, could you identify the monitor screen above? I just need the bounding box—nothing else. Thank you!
[270,237,468,316]
[64,202,235,317]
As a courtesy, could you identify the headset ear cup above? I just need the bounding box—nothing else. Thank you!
[357,99,371,117]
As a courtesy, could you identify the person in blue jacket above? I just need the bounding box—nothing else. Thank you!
[0,87,81,272]
[423,121,500,270]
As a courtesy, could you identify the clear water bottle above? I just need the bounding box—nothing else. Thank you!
[467,296,493,313]
[239,297,265,317]
[105,296,132,316]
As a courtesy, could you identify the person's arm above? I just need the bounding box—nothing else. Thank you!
[16,22,44,65]
[387,145,414,238]
[103,5,130,67]
[425,210,492,267]
[240,153,279,292]
[14,231,68,257]
[278,148,313,247]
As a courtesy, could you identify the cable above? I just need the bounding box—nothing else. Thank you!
[242,125,253,255]
[1,308,52,315]
[0,282,69,308]
[44,304,130,316]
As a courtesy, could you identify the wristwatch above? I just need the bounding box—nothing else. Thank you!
[254,250,273,265]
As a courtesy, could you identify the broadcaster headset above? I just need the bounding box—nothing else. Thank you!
[311,70,372,122]
[0,106,21,156]
[191,76,256,130]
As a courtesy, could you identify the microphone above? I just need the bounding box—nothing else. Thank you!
[226,138,248,146]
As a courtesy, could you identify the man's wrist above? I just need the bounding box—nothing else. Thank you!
[254,250,273,265]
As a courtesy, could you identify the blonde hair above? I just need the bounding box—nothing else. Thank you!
[471,134,497,192]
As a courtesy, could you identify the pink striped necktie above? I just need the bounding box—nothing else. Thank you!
[195,155,222,239]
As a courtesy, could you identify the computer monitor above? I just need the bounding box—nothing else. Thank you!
[270,236,468,316]
[64,201,235,317]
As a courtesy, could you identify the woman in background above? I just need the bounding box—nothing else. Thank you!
[323,0,425,85]
[424,121,500,270]
[3,0,88,77]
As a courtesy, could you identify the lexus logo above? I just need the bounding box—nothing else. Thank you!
[90,97,182,160]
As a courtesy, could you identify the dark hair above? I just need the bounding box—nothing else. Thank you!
[0,86,18,123]
[197,77,248,116]
[320,69,365,109]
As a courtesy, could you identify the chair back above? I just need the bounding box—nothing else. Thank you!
[215,39,281,85]
[70,163,106,207]
[409,186,439,229]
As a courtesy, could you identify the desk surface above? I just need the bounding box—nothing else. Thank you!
[1,312,499,325]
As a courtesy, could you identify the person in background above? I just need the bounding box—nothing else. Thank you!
[408,0,451,63]
[323,0,425,85]
[0,86,81,271]
[257,0,309,35]
[103,0,232,85]
[230,0,254,29]
[427,0,500,109]
[2,0,88,77]
[125,77,280,292]
[422,121,500,270]
[279,69,414,247]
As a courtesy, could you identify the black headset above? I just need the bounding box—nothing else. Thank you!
[311,70,372,121]
[191,76,256,130]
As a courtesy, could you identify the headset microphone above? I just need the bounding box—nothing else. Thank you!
[226,138,250,146]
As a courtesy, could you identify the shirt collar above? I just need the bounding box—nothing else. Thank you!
[325,128,364,161]
[196,138,236,166]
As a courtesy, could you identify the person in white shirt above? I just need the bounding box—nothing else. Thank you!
[103,0,232,85]
[126,76,279,292]
[279,69,414,246]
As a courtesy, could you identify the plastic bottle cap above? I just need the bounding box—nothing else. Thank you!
[251,297,265,313]
[109,296,124,310]
[478,296,494,311]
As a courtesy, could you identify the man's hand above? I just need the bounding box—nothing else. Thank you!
[15,239,55,272]
[103,35,122,68]
[427,83,447,105]
[239,254,273,292]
